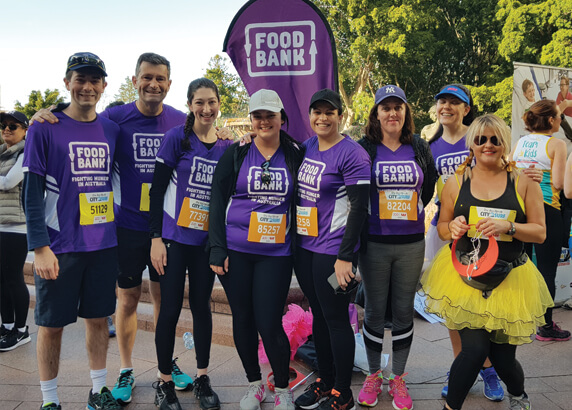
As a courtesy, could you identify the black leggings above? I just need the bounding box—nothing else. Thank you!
[294,247,355,398]
[218,250,292,388]
[525,203,562,325]
[155,241,215,374]
[0,232,29,328]
[446,328,524,409]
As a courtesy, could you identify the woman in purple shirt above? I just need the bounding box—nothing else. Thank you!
[293,89,371,410]
[355,86,436,409]
[209,89,305,410]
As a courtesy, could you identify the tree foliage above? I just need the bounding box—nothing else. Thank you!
[113,76,138,103]
[313,0,572,128]
[14,89,65,119]
[204,55,248,117]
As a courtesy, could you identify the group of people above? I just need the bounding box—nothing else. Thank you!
[0,48,570,410]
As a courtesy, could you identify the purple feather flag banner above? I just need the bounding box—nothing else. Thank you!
[224,0,338,142]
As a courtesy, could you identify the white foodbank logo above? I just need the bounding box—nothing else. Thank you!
[244,21,317,77]
[68,142,110,175]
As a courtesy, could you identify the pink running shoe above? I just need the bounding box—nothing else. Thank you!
[357,370,383,407]
[388,373,413,410]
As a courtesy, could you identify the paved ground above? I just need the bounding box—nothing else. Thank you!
[1,308,571,409]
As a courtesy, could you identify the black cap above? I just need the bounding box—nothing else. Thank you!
[66,52,107,77]
[309,89,342,113]
[0,111,29,127]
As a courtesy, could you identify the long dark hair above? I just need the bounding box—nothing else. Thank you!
[428,84,474,144]
[364,99,415,145]
[182,78,220,150]
[524,100,558,133]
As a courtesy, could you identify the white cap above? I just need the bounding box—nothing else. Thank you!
[249,89,284,113]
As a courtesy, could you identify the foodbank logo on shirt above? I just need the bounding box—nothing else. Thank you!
[68,142,110,175]
[189,157,218,189]
[133,133,163,162]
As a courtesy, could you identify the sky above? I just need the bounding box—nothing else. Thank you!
[0,0,245,113]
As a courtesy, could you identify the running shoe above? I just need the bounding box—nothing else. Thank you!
[294,378,332,409]
[357,369,383,406]
[159,357,193,391]
[193,374,220,410]
[480,367,504,401]
[107,316,116,338]
[40,404,61,409]
[240,380,266,410]
[154,380,182,410]
[509,392,531,409]
[274,386,295,409]
[0,325,31,351]
[111,369,135,405]
[87,386,121,409]
[316,389,355,410]
[388,373,412,410]
[0,324,9,341]
[536,321,571,341]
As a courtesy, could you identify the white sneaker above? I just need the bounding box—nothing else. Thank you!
[240,380,266,410]
[274,387,295,409]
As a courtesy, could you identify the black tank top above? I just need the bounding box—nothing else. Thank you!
[453,173,526,261]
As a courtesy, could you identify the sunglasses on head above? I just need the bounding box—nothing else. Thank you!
[0,124,22,131]
[260,160,272,186]
[473,135,501,146]
[67,54,106,73]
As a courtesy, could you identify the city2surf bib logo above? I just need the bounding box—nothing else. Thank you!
[133,133,163,162]
[245,21,317,77]
[247,166,289,196]
[375,161,419,188]
[436,151,468,177]
[68,142,110,175]
[189,157,218,189]
[297,159,326,191]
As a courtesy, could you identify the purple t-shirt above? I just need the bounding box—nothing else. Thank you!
[102,102,186,232]
[430,136,469,203]
[368,143,425,236]
[226,144,294,256]
[156,126,232,246]
[23,112,119,254]
[297,135,371,255]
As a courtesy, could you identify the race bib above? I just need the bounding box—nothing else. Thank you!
[79,192,114,225]
[140,183,151,212]
[379,190,418,221]
[176,198,210,231]
[296,206,318,236]
[247,212,286,243]
[468,206,516,242]
[436,175,449,201]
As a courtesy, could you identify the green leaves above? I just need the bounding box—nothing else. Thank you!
[14,89,64,119]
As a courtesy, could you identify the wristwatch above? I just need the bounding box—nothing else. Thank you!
[506,221,516,236]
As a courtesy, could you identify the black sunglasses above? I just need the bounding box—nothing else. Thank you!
[260,161,272,185]
[561,114,566,121]
[473,135,501,146]
[0,124,22,131]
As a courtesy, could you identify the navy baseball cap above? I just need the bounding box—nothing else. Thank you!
[310,89,342,113]
[66,52,107,77]
[0,111,29,127]
[435,85,470,105]
[375,85,407,104]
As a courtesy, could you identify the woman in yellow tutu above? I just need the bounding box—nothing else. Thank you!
[421,114,553,410]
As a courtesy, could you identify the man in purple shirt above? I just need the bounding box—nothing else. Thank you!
[30,53,193,405]
[23,52,121,410]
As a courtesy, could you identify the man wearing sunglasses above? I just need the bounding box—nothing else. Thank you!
[22,52,121,409]
[30,53,198,405]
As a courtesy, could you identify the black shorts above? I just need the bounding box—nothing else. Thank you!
[34,247,118,327]
[116,226,159,289]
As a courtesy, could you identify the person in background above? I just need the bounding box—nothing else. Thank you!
[293,89,371,410]
[209,89,304,410]
[422,114,552,410]
[511,99,570,342]
[557,76,572,118]
[356,85,436,409]
[0,111,31,352]
[150,78,230,410]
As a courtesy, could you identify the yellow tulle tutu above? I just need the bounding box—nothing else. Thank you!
[420,245,554,345]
